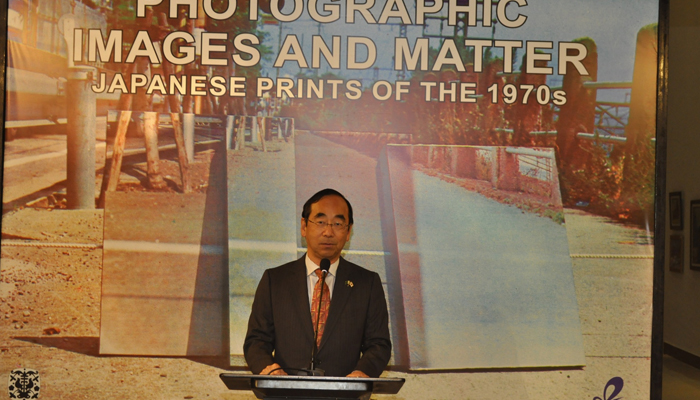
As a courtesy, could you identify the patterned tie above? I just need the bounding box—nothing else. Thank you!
[311,269,331,347]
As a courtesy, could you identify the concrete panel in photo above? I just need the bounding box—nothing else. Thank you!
[380,145,585,370]
[294,131,408,367]
[227,136,297,362]
[100,168,228,356]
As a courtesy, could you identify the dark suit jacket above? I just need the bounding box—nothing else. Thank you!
[243,256,391,377]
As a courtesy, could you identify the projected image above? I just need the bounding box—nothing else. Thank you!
[379,145,582,369]
[227,130,584,370]
[100,111,231,356]
[1,0,658,397]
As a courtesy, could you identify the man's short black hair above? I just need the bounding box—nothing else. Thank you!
[302,188,354,225]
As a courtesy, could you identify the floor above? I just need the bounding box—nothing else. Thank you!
[663,354,700,399]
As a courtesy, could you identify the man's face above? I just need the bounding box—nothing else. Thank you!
[301,195,352,265]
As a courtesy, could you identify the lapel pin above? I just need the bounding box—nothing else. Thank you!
[345,280,354,288]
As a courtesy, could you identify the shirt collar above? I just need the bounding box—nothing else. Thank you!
[305,254,340,277]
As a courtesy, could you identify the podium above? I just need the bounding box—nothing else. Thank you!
[219,374,405,400]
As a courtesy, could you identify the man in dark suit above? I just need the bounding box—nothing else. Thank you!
[244,189,391,377]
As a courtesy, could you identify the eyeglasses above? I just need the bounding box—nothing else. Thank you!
[306,219,349,232]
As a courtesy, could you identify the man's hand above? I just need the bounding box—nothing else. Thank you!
[260,363,287,375]
[346,370,369,378]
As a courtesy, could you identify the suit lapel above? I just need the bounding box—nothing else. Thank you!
[291,256,315,342]
[319,257,353,350]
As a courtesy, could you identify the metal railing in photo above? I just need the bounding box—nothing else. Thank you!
[410,145,561,204]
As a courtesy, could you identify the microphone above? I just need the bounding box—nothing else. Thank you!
[319,258,330,274]
[307,258,331,376]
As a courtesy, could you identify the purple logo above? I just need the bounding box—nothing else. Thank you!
[9,368,40,399]
[593,377,624,400]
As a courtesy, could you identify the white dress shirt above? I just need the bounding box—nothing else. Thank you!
[305,254,339,307]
